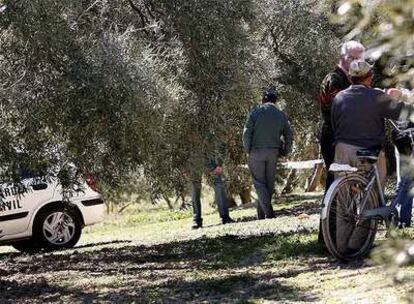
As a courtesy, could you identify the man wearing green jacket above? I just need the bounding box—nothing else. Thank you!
[243,88,293,219]
[189,142,235,229]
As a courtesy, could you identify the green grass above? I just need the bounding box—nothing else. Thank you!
[1,194,413,303]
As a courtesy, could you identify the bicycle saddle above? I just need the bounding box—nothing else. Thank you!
[329,163,358,172]
[356,148,380,160]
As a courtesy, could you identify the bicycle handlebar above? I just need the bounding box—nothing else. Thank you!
[388,119,414,135]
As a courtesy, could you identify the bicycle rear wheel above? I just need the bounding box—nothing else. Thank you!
[321,174,379,261]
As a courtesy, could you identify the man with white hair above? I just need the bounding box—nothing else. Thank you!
[318,41,365,244]
[319,40,366,191]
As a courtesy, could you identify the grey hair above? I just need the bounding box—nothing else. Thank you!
[340,41,365,56]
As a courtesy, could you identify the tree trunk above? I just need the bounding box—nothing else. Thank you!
[306,163,324,192]
[225,195,238,208]
[179,193,189,210]
[162,194,174,210]
[239,187,252,204]
[281,169,297,195]
[118,203,132,213]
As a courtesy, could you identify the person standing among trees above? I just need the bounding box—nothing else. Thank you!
[319,41,365,191]
[243,88,293,219]
[317,41,365,243]
[188,144,235,229]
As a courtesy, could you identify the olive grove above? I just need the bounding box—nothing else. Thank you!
[0,0,341,203]
[1,0,414,265]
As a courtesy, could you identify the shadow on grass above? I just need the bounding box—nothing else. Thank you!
[236,200,321,224]
[278,192,323,202]
[73,240,132,249]
[0,279,93,303]
[132,272,319,303]
[0,229,364,303]
[0,230,324,269]
[0,272,317,303]
[0,240,132,260]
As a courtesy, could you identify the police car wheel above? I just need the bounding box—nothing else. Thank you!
[34,206,82,250]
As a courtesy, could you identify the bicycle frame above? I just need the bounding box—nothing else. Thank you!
[357,162,386,219]
[358,121,414,221]
[321,120,414,260]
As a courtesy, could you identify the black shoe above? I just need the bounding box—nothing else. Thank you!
[222,217,236,224]
[191,219,203,229]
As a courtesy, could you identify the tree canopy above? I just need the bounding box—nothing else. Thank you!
[2,0,411,202]
[0,0,341,200]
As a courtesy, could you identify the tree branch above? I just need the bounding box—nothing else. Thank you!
[269,27,297,68]
[77,0,102,22]
[0,70,26,92]
[147,0,165,17]
[143,1,155,20]
[127,0,148,28]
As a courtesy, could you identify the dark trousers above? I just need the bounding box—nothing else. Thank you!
[248,149,278,219]
[320,134,335,191]
[191,175,229,223]
[319,133,335,243]
[394,150,413,227]
[394,176,413,227]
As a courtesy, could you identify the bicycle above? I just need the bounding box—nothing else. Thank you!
[320,123,414,261]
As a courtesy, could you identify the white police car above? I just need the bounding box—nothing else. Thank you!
[0,173,104,252]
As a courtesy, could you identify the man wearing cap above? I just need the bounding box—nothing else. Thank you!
[331,60,412,183]
[243,88,293,219]
[331,60,414,253]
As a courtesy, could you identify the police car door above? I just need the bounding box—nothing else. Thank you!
[0,177,50,237]
[0,180,31,236]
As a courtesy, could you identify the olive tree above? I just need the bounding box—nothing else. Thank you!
[0,0,258,203]
[0,0,187,197]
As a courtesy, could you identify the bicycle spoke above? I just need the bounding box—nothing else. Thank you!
[324,177,378,258]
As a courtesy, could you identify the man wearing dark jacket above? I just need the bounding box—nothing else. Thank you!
[331,60,414,253]
[317,41,365,245]
[243,88,293,219]
[319,41,365,190]
[331,61,412,183]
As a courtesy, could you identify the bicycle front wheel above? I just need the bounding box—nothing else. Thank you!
[321,174,379,261]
